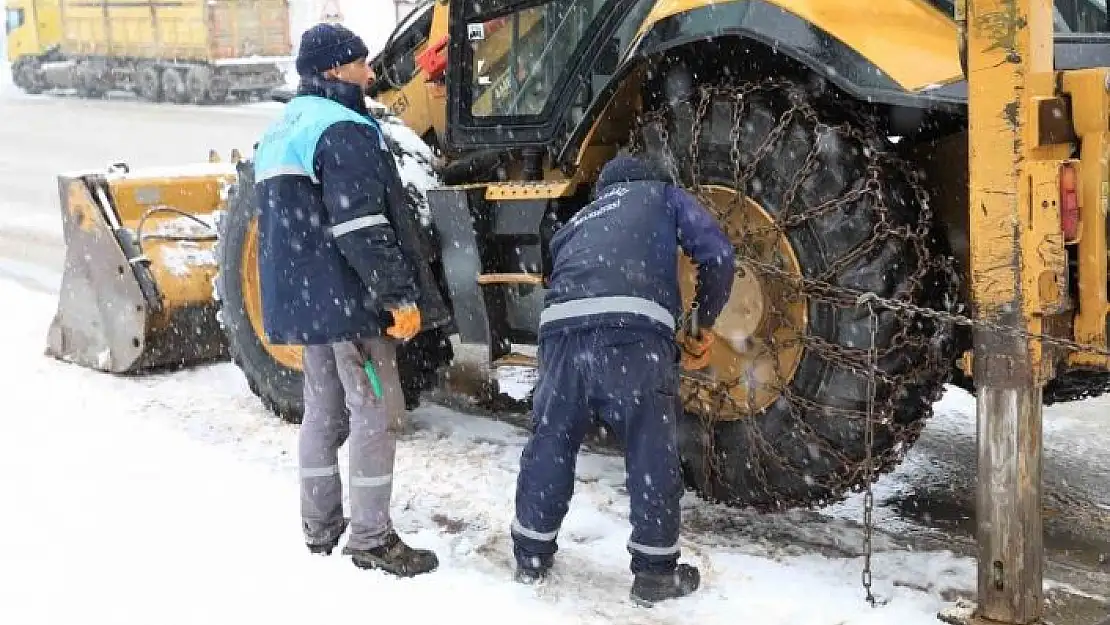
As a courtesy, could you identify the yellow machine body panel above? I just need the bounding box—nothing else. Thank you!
[636,0,963,91]
[55,0,290,62]
[5,0,61,61]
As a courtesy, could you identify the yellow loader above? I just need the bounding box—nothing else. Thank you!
[44,0,1110,515]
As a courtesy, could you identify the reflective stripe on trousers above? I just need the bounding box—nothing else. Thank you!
[299,337,404,550]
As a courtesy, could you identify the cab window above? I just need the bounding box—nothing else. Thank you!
[466,0,607,118]
[5,7,24,35]
[379,2,434,88]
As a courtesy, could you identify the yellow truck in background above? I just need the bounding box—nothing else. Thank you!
[5,0,291,103]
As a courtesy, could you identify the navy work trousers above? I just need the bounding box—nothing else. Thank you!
[511,326,685,575]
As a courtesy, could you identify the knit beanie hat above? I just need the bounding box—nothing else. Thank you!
[295,23,370,76]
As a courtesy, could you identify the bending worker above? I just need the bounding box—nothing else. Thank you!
[252,23,450,577]
[510,154,736,604]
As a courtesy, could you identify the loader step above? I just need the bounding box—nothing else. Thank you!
[476,273,544,286]
[492,353,538,368]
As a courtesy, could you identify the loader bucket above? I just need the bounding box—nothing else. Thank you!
[45,163,238,374]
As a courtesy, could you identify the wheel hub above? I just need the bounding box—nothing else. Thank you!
[677,186,807,421]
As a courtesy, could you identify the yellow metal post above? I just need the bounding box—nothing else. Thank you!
[964,0,1055,623]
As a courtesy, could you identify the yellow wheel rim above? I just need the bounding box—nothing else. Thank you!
[242,218,304,371]
[678,185,807,420]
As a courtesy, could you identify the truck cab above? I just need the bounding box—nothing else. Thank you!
[6,0,60,91]
[5,0,59,59]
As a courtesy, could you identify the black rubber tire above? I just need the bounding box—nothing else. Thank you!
[640,78,960,511]
[161,68,188,104]
[215,162,305,423]
[12,58,43,94]
[136,65,163,102]
[215,161,455,423]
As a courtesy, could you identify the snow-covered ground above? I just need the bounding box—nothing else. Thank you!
[0,274,981,625]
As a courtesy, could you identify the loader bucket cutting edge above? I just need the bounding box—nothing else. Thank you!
[45,170,232,374]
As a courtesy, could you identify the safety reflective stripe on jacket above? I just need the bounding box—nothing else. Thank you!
[538,295,676,331]
[253,94,389,239]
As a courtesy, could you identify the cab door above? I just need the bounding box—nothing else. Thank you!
[443,0,630,151]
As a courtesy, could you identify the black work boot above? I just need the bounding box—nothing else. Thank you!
[306,518,348,556]
[630,563,700,606]
[343,530,439,577]
[513,554,553,586]
[514,567,549,585]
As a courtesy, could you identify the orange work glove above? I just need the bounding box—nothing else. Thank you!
[681,332,715,371]
[385,304,421,341]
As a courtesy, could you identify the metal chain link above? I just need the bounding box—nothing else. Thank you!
[627,76,1110,607]
[863,300,878,607]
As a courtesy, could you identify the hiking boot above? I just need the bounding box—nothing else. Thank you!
[513,553,553,585]
[630,563,700,606]
[342,530,439,577]
[514,563,552,585]
[306,518,348,556]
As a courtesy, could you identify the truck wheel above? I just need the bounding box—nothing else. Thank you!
[215,160,455,424]
[12,59,43,94]
[635,77,960,511]
[162,69,188,104]
[185,66,220,104]
[75,65,107,99]
[136,65,163,102]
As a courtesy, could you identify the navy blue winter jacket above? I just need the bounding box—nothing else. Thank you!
[252,76,448,345]
[540,155,736,339]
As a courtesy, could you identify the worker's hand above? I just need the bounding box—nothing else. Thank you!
[681,332,715,371]
[385,303,421,341]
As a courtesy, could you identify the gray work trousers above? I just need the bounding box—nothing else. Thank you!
[299,337,404,551]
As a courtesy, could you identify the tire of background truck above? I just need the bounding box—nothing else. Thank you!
[637,76,960,511]
[185,66,226,105]
[136,65,163,102]
[214,160,455,424]
[12,58,43,94]
[75,64,106,99]
[162,68,188,104]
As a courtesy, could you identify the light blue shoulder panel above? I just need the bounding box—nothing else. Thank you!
[253,95,383,184]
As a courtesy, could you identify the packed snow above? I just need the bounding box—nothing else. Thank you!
[0,273,988,625]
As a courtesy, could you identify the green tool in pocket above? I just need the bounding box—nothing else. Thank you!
[363,359,383,400]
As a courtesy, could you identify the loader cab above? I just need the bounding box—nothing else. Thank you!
[443,0,652,160]
[369,0,436,94]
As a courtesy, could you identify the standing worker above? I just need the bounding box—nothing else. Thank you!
[510,154,735,604]
[252,22,451,577]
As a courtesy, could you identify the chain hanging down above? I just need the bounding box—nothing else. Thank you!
[627,76,1110,608]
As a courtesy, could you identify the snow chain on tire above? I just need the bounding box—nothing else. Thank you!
[628,75,1110,605]
[629,76,959,606]
[627,77,961,515]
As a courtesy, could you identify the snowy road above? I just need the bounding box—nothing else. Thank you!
[0,90,279,289]
[1,89,1109,624]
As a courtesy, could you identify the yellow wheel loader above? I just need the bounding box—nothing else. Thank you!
[45,0,1110,512]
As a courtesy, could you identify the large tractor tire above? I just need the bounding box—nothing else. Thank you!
[214,164,305,422]
[635,76,960,511]
[214,130,454,424]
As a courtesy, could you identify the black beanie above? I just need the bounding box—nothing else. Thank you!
[295,23,370,76]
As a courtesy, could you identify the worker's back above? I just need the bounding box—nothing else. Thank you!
[541,155,734,339]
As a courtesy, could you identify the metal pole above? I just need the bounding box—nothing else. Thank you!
[964,0,1053,622]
